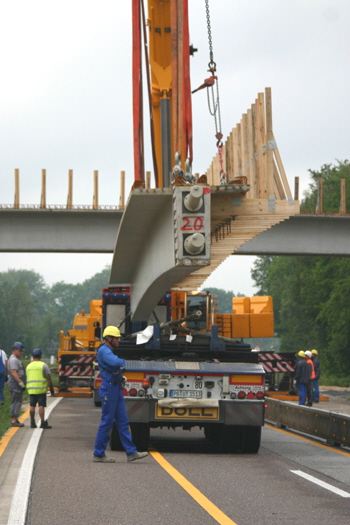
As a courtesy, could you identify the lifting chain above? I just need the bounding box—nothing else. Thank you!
[205,0,226,184]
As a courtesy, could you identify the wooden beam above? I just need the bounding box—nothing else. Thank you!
[340,178,346,214]
[119,170,125,210]
[93,170,98,210]
[14,169,20,209]
[40,169,46,209]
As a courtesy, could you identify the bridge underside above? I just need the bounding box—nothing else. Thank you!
[1,211,349,256]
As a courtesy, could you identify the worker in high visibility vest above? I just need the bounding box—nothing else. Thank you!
[305,351,316,407]
[26,348,55,429]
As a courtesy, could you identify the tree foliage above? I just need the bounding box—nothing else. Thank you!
[250,160,350,383]
[0,267,111,358]
[200,287,244,313]
[301,159,350,213]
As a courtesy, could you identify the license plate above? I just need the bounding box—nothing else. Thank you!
[155,404,219,420]
[170,390,202,398]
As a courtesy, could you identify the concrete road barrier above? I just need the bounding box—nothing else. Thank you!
[265,398,350,447]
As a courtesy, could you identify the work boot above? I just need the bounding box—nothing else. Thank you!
[30,413,37,428]
[31,422,37,428]
[93,455,116,463]
[40,420,52,429]
[11,421,24,427]
[127,451,148,462]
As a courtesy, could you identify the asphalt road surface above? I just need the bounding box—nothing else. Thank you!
[21,397,350,525]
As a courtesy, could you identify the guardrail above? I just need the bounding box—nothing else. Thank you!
[265,398,350,447]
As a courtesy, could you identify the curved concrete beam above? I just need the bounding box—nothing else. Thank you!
[109,188,211,321]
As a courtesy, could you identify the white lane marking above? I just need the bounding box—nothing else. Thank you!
[7,398,62,525]
[291,470,350,498]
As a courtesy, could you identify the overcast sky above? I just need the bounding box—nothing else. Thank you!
[0,0,349,296]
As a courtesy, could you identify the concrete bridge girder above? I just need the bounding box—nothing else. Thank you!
[0,209,123,253]
[235,215,350,257]
[109,187,211,321]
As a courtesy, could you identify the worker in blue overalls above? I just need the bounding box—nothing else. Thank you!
[93,326,148,463]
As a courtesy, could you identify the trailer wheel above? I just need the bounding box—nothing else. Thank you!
[93,390,101,407]
[206,424,237,453]
[130,423,150,450]
[241,426,261,454]
[110,423,123,451]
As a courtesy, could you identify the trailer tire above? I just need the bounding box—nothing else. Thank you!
[241,426,261,454]
[93,390,101,407]
[130,423,150,450]
[110,423,123,451]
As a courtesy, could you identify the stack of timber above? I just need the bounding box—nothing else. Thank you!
[173,88,300,291]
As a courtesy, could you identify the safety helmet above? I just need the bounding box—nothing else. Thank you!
[102,326,121,338]
[311,349,318,355]
[297,351,306,358]
[32,348,42,357]
[12,342,24,350]
[305,351,312,358]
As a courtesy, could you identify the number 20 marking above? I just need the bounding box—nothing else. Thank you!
[181,217,204,231]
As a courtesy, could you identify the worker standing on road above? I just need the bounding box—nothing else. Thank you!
[26,348,55,429]
[294,351,310,406]
[311,349,321,403]
[8,342,26,427]
[305,351,316,407]
[93,326,148,463]
[0,348,8,405]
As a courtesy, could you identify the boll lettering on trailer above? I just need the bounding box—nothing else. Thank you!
[108,356,265,454]
[94,285,274,453]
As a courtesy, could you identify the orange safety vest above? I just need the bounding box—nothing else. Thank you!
[306,358,316,380]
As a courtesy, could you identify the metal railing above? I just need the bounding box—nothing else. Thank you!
[0,204,120,210]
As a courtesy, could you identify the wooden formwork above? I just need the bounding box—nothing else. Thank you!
[205,88,293,203]
[173,88,299,291]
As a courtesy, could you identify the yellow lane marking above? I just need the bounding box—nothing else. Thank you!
[265,423,350,457]
[0,409,30,457]
[149,446,238,525]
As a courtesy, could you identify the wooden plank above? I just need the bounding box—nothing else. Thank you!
[240,113,249,182]
[294,176,299,201]
[225,133,232,181]
[273,160,286,199]
[271,132,293,199]
[232,127,239,178]
[247,107,257,197]
[265,87,273,197]
[119,170,125,210]
[40,169,46,209]
[93,170,99,209]
[340,178,346,214]
[14,169,20,209]
[236,123,242,178]
[255,93,267,198]
[317,177,323,214]
[67,169,73,210]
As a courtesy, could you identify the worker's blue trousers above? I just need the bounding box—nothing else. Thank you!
[297,382,307,405]
[312,379,319,402]
[93,382,137,457]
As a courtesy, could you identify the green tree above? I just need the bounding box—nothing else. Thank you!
[0,279,38,353]
[200,287,236,313]
[301,160,350,213]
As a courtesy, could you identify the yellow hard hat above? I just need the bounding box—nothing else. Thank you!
[298,351,306,358]
[311,349,318,355]
[103,326,121,338]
